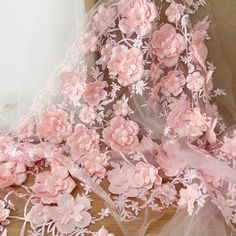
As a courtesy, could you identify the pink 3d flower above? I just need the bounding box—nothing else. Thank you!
[0,161,27,189]
[27,203,50,227]
[83,81,107,106]
[150,63,164,85]
[93,5,116,31]
[13,120,35,140]
[167,100,207,137]
[80,149,109,178]
[31,166,76,204]
[37,109,72,143]
[119,0,157,36]
[107,164,144,197]
[158,183,177,205]
[190,31,208,69]
[138,137,159,153]
[156,142,186,177]
[47,193,92,234]
[113,99,132,117]
[79,105,96,124]
[167,99,190,134]
[182,107,208,137]
[80,31,98,54]
[186,71,205,91]
[151,24,186,67]
[185,0,193,5]
[95,226,115,236]
[0,201,10,223]
[190,17,209,69]
[160,70,186,96]
[103,116,139,151]
[165,3,181,23]
[67,124,99,161]
[107,45,144,86]
[101,42,115,64]
[135,162,162,190]
[220,133,236,157]
[178,184,202,215]
[59,72,87,101]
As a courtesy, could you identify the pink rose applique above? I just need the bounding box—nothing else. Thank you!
[119,0,157,36]
[136,162,162,190]
[83,81,107,106]
[79,105,96,124]
[31,166,76,204]
[178,184,202,215]
[103,116,139,151]
[37,109,72,143]
[0,201,10,223]
[80,149,109,178]
[67,124,99,161]
[186,71,205,91]
[107,45,144,86]
[0,161,27,189]
[47,193,92,234]
[93,5,115,31]
[165,3,181,23]
[160,70,186,96]
[80,31,98,54]
[151,23,186,67]
[107,164,144,197]
[59,71,87,102]
[113,99,132,117]
[27,203,50,227]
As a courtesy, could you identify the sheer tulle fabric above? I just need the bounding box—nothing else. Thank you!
[0,0,87,132]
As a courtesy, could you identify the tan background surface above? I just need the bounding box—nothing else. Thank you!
[6,0,236,235]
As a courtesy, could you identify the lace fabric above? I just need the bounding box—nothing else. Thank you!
[1,0,236,235]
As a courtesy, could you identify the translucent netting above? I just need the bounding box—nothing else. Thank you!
[0,0,236,236]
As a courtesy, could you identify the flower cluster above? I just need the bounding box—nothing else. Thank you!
[37,108,72,143]
[151,24,186,67]
[80,149,109,178]
[108,162,161,197]
[28,193,92,235]
[31,166,76,204]
[119,0,157,36]
[59,71,87,102]
[0,161,27,189]
[107,45,144,86]
[83,80,107,106]
[167,100,208,137]
[93,5,116,31]
[103,116,139,151]
[160,70,186,96]
[67,124,99,161]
